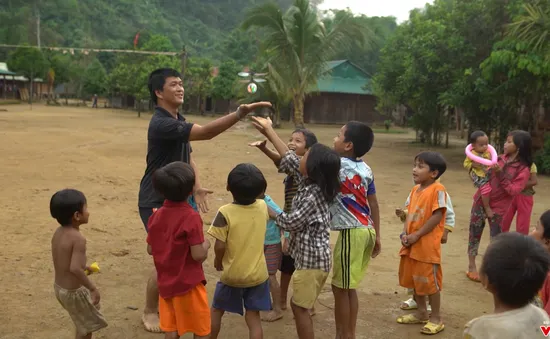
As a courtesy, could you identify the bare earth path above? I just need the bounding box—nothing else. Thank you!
[1,105,548,339]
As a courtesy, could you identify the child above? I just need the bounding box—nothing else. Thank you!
[463,232,550,339]
[502,162,538,234]
[259,190,284,322]
[146,162,211,339]
[251,116,341,339]
[50,189,107,339]
[464,131,493,218]
[396,177,455,312]
[467,130,532,282]
[249,128,318,314]
[530,210,550,315]
[329,121,380,339]
[397,151,447,335]
[208,163,272,339]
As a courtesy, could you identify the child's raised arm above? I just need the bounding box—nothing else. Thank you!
[249,140,282,166]
[251,116,289,158]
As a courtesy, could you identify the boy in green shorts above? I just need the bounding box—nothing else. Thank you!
[330,121,381,339]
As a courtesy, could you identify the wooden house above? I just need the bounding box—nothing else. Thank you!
[303,60,384,124]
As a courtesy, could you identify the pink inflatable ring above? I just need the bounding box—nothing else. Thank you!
[465,144,498,166]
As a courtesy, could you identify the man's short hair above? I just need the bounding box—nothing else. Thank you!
[481,232,550,308]
[148,68,182,104]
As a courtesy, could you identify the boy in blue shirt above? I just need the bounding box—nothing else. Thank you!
[259,191,284,322]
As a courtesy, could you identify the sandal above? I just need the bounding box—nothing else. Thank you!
[400,298,417,310]
[400,298,432,312]
[466,271,481,283]
[421,322,445,335]
[396,314,429,324]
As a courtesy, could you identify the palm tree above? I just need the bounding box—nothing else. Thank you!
[242,0,370,127]
[508,3,550,52]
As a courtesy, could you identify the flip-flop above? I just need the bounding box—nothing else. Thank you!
[400,298,432,312]
[396,314,429,324]
[421,322,445,335]
[466,271,481,283]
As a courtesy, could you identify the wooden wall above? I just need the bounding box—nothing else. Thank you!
[303,92,385,125]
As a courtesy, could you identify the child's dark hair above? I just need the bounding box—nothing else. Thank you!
[152,162,195,202]
[539,210,550,239]
[344,121,374,157]
[228,163,267,205]
[50,189,87,226]
[148,68,182,104]
[415,151,447,180]
[469,130,487,144]
[508,130,533,168]
[293,129,318,149]
[305,143,341,202]
[481,232,550,308]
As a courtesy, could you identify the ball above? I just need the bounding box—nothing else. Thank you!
[247,83,258,94]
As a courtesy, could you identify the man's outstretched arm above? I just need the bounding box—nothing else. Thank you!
[189,102,272,141]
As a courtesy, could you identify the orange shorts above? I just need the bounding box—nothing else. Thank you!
[159,284,211,336]
[398,256,442,296]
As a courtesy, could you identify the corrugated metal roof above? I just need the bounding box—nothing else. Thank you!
[311,60,372,95]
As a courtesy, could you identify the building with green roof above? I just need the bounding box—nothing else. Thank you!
[303,59,384,124]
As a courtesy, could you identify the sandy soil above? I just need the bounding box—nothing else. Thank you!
[1,105,548,339]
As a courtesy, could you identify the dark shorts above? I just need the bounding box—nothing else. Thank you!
[139,196,198,232]
[212,280,271,315]
[280,255,295,275]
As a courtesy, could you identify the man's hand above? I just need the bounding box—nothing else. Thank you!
[249,140,267,149]
[405,233,420,246]
[90,288,101,306]
[250,116,273,135]
[372,237,381,258]
[214,257,224,271]
[236,102,272,119]
[194,187,213,213]
[441,229,449,244]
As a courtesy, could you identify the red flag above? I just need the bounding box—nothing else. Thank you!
[133,32,140,49]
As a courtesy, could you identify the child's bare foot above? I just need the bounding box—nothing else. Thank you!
[261,310,283,322]
[142,312,162,333]
[280,300,287,310]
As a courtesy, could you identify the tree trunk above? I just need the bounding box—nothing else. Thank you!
[445,107,452,148]
[293,95,305,128]
[273,104,281,128]
[29,72,34,106]
[459,107,466,139]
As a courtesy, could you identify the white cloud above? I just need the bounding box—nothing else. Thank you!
[317,0,434,23]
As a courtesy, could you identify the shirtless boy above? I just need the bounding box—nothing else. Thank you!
[51,189,107,339]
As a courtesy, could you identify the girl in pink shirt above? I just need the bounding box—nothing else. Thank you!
[466,130,532,282]
[530,209,550,315]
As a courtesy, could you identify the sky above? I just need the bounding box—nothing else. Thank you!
[317,0,435,23]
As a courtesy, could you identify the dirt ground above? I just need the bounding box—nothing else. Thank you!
[1,105,548,339]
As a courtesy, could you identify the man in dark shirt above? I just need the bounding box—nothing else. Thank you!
[139,68,271,332]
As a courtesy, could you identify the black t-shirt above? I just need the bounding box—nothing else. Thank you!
[138,107,194,208]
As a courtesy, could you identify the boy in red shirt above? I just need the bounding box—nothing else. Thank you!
[147,161,211,339]
[530,209,550,315]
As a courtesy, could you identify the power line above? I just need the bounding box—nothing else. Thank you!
[0,44,179,56]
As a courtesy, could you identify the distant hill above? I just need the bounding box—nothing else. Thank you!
[0,0,294,62]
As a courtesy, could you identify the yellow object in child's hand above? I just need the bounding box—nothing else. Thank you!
[85,262,100,275]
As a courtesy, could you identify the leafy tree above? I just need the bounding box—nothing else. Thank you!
[83,58,108,96]
[243,0,371,127]
[211,60,240,101]
[507,3,550,52]
[7,46,49,103]
[185,57,213,114]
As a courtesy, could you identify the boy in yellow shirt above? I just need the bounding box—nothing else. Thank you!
[208,163,271,339]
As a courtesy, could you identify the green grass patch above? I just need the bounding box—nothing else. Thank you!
[0,100,21,105]
[372,128,408,134]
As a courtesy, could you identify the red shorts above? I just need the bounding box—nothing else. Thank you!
[159,284,210,336]
[399,256,442,296]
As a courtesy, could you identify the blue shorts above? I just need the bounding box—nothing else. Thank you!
[212,280,271,315]
[139,196,198,232]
